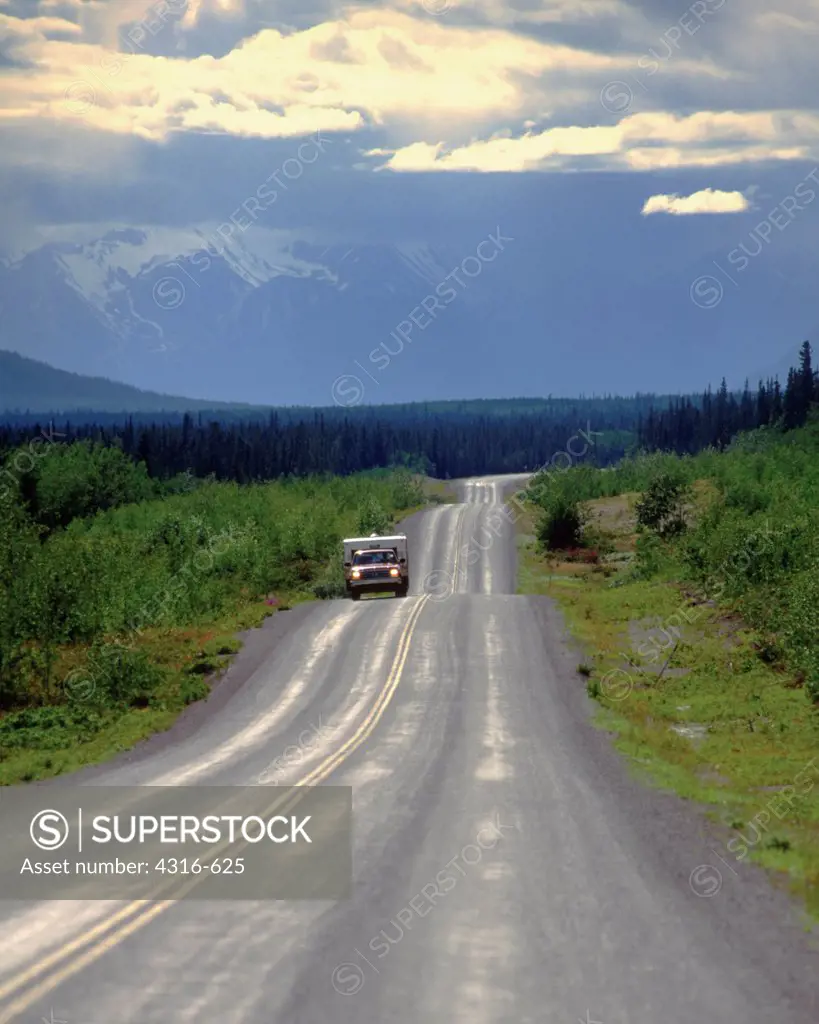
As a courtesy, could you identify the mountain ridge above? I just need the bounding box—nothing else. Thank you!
[0,350,265,414]
[0,349,689,417]
[2,219,814,406]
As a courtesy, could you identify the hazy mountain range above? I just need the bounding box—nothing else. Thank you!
[0,349,265,415]
[0,219,811,408]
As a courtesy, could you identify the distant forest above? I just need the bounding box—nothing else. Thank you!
[640,341,818,452]
[1,343,815,480]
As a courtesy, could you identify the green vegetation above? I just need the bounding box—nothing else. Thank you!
[634,471,691,539]
[9,438,158,529]
[519,419,819,917]
[528,421,819,702]
[535,491,588,550]
[2,407,635,481]
[0,444,425,784]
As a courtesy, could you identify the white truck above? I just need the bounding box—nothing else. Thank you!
[343,533,410,600]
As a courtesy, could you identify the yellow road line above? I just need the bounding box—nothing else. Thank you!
[0,594,430,1023]
[0,900,156,1003]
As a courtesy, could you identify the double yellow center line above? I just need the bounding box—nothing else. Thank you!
[0,592,431,1023]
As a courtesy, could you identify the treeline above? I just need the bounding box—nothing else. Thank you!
[1,342,813,485]
[0,393,684,425]
[0,410,636,483]
[639,341,816,453]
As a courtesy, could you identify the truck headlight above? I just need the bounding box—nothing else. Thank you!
[351,569,361,579]
[389,568,399,577]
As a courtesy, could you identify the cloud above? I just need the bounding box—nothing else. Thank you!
[372,110,819,172]
[756,10,819,34]
[179,0,247,32]
[0,4,735,150]
[391,0,633,27]
[0,0,817,188]
[0,11,82,39]
[641,187,750,215]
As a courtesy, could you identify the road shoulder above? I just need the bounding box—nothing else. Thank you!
[515,492,819,924]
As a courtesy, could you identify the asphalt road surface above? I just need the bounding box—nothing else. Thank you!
[1,475,818,1023]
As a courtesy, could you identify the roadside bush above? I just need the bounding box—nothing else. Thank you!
[357,496,392,535]
[311,559,348,600]
[581,524,617,557]
[177,676,210,707]
[778,570,819,701]
[527,419,819,708]
[0,492,41,707]
[391,470,425,510]
[81,642,165,708]
[630,530,677,581]
[0,464,425,720]
[635,472,691,538]
[0,704,107,752]
[537,494,588,550]
[723,478,771,515]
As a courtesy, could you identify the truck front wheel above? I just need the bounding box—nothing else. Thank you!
[351,589,361,601]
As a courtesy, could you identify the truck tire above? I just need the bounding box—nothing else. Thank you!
[351,589,361,601]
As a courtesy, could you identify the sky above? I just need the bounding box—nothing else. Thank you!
[0,0,818,402]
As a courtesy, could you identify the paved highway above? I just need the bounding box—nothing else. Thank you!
[0,475,817,1023]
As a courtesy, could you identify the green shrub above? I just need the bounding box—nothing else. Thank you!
[0,463,424,718]
[311,559,348,600]
[629,530,676,580]
[536,495,588,550]
[391,470,425,509]
[778,570,819,701]
[357,496,392,535]
[83,642,165,707]
[524,421,819,709]
[177,676,210,706]
[0,704,107,751]
[635,472,690,538]
[724,479,771,515]
[15,440,155,531]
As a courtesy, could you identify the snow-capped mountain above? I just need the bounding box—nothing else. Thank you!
[1,218,816,405]
[0,224,493,405]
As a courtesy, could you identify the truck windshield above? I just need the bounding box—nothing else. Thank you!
[353,551,396,565]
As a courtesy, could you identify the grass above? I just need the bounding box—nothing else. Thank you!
[0,467,432,786]
[0,594,307,786]
[516,491,819,921]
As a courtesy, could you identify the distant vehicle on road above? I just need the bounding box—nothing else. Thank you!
[343,533,409,600]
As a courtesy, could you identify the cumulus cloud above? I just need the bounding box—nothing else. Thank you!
[0,0,816,181]
[640,188,750,215]
[0,3,746,151]
[372,111,819,172]
[0,7,646,143]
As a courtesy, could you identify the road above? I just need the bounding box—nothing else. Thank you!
[0,474,817,1023]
